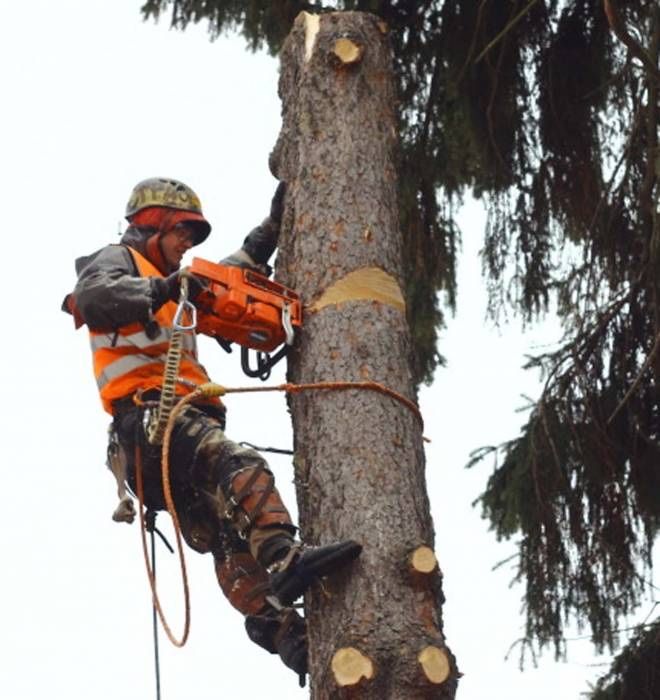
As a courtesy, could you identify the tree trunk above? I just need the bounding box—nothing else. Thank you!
[270,11,458,699]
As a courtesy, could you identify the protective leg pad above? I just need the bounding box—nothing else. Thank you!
[215,552,271,616]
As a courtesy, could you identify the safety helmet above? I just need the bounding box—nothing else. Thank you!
[125,177,211,244]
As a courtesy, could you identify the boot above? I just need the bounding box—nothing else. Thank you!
[219,466,362,605]
[268,539,363,606]
[245,607,308,687]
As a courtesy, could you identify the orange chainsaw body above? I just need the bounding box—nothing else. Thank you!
[189,257,302,352]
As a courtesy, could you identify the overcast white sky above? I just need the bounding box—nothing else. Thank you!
[2,2,656,699]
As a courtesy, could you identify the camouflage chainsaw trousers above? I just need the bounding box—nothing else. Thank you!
[111,398,296,616]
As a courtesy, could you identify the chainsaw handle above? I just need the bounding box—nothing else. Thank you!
[214,337,233,354]
[240,345,289,381]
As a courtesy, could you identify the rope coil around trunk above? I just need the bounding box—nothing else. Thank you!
[197,380,424,430]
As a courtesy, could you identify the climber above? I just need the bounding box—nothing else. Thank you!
[62,177,362,682]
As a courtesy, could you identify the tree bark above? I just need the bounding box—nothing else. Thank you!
[270,11,457,699]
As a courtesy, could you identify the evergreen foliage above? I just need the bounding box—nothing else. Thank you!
[589,619,660,699]
[141,0,659,690]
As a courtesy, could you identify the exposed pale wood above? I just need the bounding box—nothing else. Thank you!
[333,37,363,64]
[303,11,321,62]
[410,545,438,574]
[331,647,375,686]
[418,645,451,684]
[308,267,406,313]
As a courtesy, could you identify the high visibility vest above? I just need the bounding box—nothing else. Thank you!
[90,246,211,414]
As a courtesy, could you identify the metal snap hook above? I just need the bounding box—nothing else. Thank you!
[173,299,197,331]
[283,303,295,345]
[173,276,197,331]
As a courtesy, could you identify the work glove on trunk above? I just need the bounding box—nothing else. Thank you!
[222,180,288,276]
[269,180,286,227]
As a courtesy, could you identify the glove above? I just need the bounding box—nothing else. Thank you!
[151,271,180,311]
[269,181,287,226]
[224,183,286,275]
[151,269,207,311]
[179,267,208,300]
[221,249,272,276]
[163,270,182,300]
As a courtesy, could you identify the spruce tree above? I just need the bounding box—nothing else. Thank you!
[141,1,660,694]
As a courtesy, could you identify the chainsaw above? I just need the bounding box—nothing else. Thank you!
[189,257,302,380]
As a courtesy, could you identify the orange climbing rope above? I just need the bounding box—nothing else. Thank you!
[199,379,425,429]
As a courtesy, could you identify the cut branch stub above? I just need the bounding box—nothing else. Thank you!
[331,647,375,687]
[409,545,438,575]
[418,645,451,685]
[332,37,364,65]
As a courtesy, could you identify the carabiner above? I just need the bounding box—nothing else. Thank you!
[173,299,197,331]
[173,276,197,331]
[282,302,295,345]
